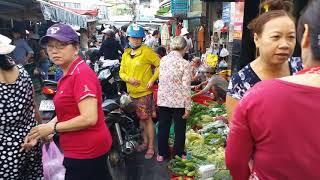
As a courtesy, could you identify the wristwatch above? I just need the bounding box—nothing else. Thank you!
[53,122,59,134]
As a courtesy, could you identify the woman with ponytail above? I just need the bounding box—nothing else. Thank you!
[226,0,320,179]
[226,0,303,124]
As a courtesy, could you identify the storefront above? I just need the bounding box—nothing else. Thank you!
[198,0,245,72]
[0,0,97,35]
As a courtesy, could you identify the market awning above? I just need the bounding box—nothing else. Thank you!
[0,0,43,21]
[37,0,88,28]
[52,3,99,17]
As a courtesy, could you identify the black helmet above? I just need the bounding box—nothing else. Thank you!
[102,28,115,37]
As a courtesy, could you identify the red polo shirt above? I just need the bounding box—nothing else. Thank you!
[54,57,112,159]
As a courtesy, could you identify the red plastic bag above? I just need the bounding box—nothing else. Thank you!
[42,142,66,180]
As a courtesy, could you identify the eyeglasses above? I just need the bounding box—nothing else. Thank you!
[46,42,69,51]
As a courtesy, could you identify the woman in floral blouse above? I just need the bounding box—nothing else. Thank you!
[157,36,192,162]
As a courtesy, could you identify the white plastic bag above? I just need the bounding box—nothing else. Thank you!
[42,142,65,180]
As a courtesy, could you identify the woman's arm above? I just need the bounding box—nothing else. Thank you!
[28,97,98,140]
[32,88,42,124]
[119,56,130,82]
[226,95,239,125]
[225,98,253,180]
[54,97,98,132]
[183,63,192,111]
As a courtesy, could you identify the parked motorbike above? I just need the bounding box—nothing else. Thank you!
[39,79,57,123]
[96,60,141,179]
[38,79,61,148]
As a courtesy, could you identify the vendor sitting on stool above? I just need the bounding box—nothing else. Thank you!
[191,57,206,85]
[193,66,228,103]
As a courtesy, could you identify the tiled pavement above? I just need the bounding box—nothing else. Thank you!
[113,144,171,180]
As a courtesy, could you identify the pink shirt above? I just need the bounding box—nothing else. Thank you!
[226,80,320,180]
[157,51,192,110]
[54,57,112,159]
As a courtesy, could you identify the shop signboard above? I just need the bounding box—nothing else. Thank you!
[171,0,189,16]
[233,2,244,40]
[222,2,231,23]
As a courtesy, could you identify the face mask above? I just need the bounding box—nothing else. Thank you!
[0,55,15,70]
[129,42,141,50]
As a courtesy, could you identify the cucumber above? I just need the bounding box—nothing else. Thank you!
[187,171,195,177]
[175,155,182,161]
[185,162,194,167]
[184,169,189,175]
[192,154,207,161]
[175,161,186,168]
[172,168,185,176]
[187,166,196,171]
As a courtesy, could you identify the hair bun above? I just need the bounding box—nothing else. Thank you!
[260,0,293,14]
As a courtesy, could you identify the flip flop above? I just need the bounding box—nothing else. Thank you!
[145,148,155,159]
[156,154,164,162]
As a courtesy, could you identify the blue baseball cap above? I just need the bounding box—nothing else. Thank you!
[40,23,79,45]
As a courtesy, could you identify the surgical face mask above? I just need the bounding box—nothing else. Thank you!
[0,55,15,70]
[128,42,141,50]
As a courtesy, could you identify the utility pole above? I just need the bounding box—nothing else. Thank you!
[124,0,138,22]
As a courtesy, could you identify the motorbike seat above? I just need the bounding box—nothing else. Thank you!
[43,80,58,86]
[102,99,120,114]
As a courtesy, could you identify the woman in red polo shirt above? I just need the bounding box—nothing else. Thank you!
[23,23,113,180]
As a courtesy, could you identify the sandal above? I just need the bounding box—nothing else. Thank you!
[156,154,164,162]
[136,143,147,152]
[144,148,155,159]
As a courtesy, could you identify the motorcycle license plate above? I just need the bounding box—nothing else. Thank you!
[39,100,55,111]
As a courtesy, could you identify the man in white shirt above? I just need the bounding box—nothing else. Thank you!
[180,28,193,61]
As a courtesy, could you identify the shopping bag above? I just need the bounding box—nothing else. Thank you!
[42,142,66,180]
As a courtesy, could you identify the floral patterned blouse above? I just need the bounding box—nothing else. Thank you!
[227,57,304,100]
[157,51,192,110]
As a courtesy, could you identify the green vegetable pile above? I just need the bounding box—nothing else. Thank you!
[167,98,231,179]
[48,64,57,73]
[169,155,198,177]
[182,102,231,179]
[187,103,227,129]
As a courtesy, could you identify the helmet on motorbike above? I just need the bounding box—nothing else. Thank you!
[102,28,115,38]
[126,24,145,38]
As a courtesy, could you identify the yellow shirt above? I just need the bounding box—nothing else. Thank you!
[120,45,160,98]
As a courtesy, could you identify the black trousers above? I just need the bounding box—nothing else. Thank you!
[157,106,186,157]
[63,153,113,180]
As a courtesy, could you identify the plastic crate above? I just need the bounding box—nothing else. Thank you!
[198,165,215,180]
[191,94,214,106]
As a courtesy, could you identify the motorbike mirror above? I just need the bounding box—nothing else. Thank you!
[42,86,56,95]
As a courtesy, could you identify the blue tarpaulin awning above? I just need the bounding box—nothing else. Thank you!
[38,0,88,28]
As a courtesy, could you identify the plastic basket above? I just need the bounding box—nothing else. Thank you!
[191,94,214,106]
